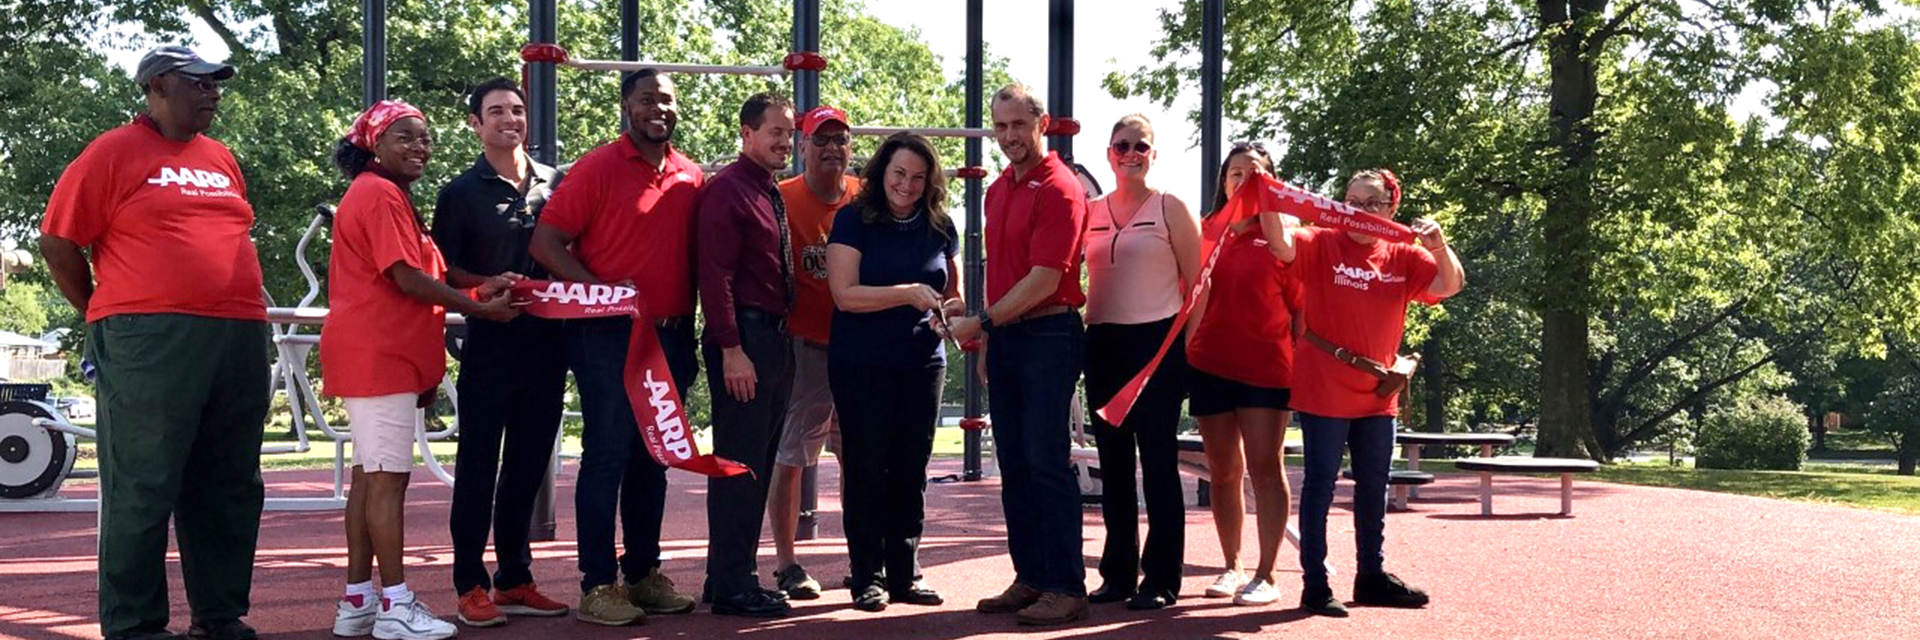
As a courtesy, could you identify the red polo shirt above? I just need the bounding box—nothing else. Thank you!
[1288,227,1440,419]
[321,170,449,398]
[539,134,704,317]
[984,152,1086,308]
[39,115,266,323]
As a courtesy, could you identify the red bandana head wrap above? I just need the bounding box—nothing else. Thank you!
[347,100,426,151]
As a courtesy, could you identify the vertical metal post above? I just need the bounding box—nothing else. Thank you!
[962,0,986,482]
[525,0,560,543]
[1200,0,1225,206]
[528,0,558,166]
[793,0,823,539]
[617,0,638,133]
[361,0,386,106]
[1046,0,1074,160]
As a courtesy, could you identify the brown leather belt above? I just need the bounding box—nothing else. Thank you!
[1009,304,1072,325]
[1304,330,1420,398]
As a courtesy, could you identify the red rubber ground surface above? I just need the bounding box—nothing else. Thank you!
[3,459,1916,639]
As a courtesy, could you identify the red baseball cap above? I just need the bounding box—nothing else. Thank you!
[801,105,850,137]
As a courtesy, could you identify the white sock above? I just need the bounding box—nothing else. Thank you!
[344,580,377,605]
[381,583,413,609]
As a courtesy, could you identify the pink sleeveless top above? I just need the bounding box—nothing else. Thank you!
[1085,192,1183,325]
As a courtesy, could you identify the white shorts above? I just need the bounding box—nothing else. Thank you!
[345,393,420,473]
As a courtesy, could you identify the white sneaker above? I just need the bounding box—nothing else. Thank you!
[333,595,379,637]
[1204,570,1248,598]
[1233,578,1281,606]
[372,595,458,640]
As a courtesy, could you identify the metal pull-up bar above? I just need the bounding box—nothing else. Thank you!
[847,118,1082,139]
[520,43,828,76]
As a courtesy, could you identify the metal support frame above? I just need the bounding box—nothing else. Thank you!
[1200,0,1224,205]
[529,0,558,166]
[1046,0,1074,160]
[792,0,823,539]
[962,0,986,482]
[362,0,386,106]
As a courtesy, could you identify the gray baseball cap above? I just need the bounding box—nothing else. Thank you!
[134,46,235,88]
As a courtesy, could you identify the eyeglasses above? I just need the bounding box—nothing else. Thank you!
[390,132,434,150]
[1344,198,1392,212]
[173,72,222,95]
[809,133,851,147]
[1111,140,1152,155]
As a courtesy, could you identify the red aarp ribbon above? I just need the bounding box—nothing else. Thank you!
[511,280,749,477]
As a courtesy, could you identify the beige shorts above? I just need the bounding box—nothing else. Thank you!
[345,393,419,473]
[775,339,839,468]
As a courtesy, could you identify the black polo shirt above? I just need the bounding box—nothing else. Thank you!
[432,154,559,279]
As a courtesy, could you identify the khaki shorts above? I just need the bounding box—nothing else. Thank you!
[345,393,419,473]
[775,339,839,468]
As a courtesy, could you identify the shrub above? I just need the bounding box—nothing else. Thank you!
[1694,395,1811,471]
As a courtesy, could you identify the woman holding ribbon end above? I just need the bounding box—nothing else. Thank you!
[1080,114,1201,611]
[321,100,519,640]
[1270,168,1463,617]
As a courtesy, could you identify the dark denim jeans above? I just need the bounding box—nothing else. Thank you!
[1297,412,1397,589]
[570,316,698,591]
[984,311,1087,596]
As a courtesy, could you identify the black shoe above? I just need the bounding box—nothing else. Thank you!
[1353,572,1429,608]
[109,629,186,640]
[1125,590,1175,610]
[1300,586,1350,617]
[1087,583,1135,604]
[852,584,889,612]
[774,564,822,600]
[187,619,256,640]
[711,589,792,618]
[888,582,943,606]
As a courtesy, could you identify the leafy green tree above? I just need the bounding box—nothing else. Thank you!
[1113,0,1920,460]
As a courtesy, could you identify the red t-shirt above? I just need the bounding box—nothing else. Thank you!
[539,134,704,317]
[984,152,1086,308]
[39,115,265,323]
[780,174,862,345]
[320,171,449,398]
[1187,219,1298,389]
[1288,227,1440,418]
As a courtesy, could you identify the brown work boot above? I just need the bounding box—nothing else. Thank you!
[975,582,1042,613]
[1015,592,1091,626]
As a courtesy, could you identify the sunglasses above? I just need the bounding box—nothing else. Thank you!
[809,133,851,147]
[173,72,222,95]
[1111,140,1152,154]
[1230,140,1270,156]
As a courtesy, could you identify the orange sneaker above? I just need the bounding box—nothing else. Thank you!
[456,586,506,627]
[494,583,570,617]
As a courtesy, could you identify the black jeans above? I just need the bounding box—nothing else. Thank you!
[1083,317,1187,596]
[449,316,568,594]
[701,311,794,597]
[571,316,699,591]
[984,311,1088,596]
[830,361,945,593]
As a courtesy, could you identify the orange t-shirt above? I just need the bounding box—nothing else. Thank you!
[320,170,449,398]
[39,115,265,323]
[1288,227,1440,419]
[780,174,862,344]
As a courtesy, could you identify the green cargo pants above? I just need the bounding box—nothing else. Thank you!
[88,313,269,638]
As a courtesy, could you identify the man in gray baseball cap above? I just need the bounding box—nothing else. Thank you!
[133,45,235,89]
[40,43,265,640]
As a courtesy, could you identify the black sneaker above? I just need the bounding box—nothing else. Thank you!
[1353,572,1429,608]
[852,584,889,612]
[1300,586,1350,617]
[711,588,792,618]
[187,619,257,640]
[775,564,822,600]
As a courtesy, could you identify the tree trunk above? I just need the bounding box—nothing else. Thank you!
[1534,0,1606,461]
[1808,411,1826,453]
[1899,433,1917,476]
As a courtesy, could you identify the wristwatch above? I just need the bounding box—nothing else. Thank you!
[976,310,996,331]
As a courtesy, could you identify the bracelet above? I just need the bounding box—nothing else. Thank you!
[976,310,995,331]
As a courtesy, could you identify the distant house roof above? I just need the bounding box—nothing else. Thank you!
[0,330,58,351]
